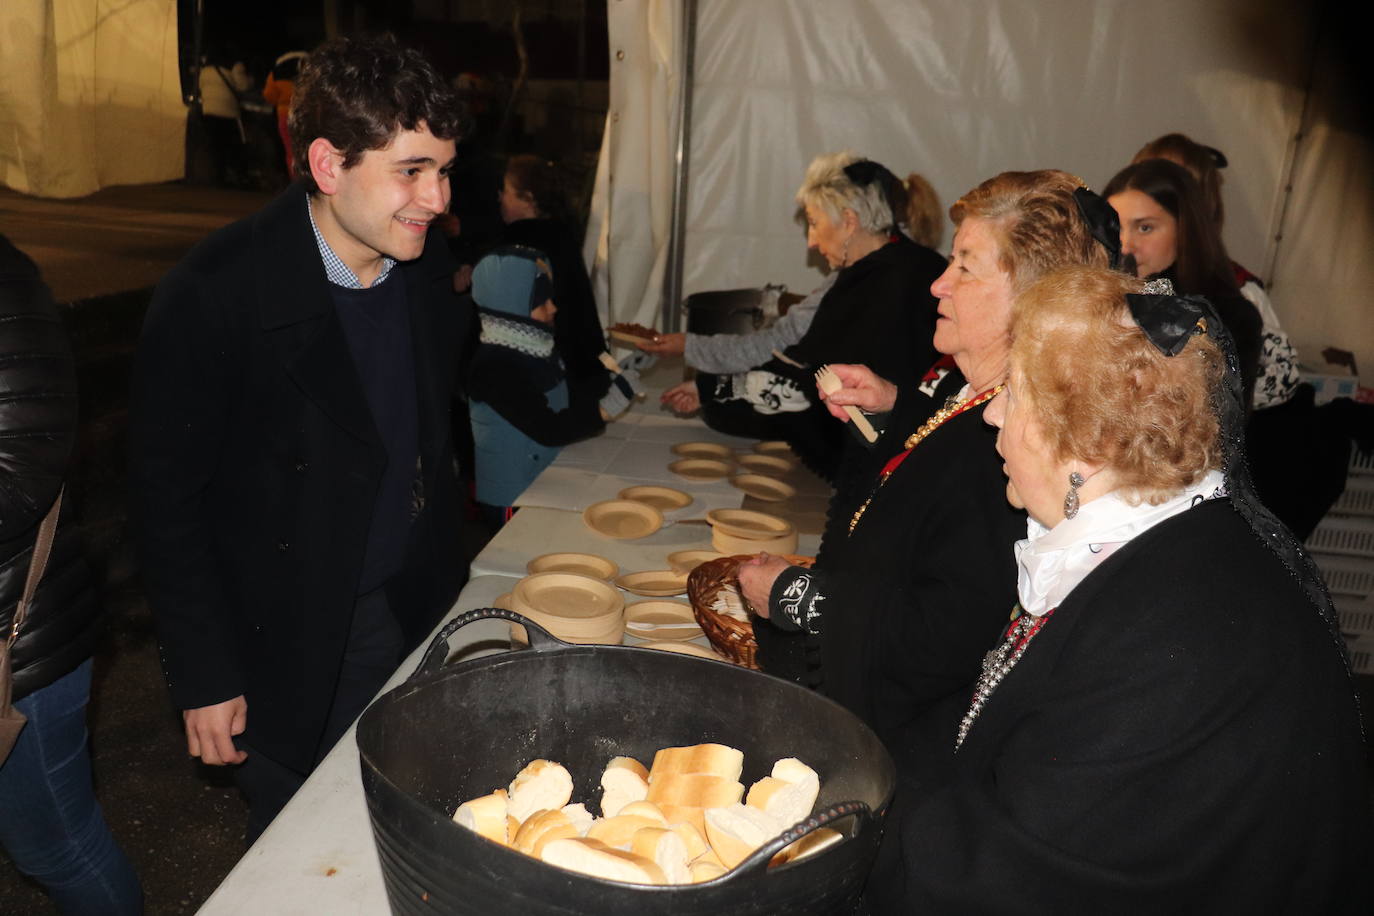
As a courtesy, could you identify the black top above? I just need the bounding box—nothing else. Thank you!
[865,498,1373,912]
[331,279,418,594]
[763,369,1026,782]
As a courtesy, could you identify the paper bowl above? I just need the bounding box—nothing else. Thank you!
[666,549,728,575]
[729,474,797,503]
[736,453,794,475]
[752,441,794,456]
[582,499,664,539]
[636,641,726,661]
[525,552,619,581]
[512,573,624,625]
[617,485,693,512]
[667,458,733,481]
[705,508,795,539]
[624,600,703,641]
[711,527,799,556]
[615,569,691,597]
[669,441,735,460]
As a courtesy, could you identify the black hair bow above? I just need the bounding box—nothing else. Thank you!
[843,160,887,187]
[1073,187,1122,271]
[1125,291,1211,356]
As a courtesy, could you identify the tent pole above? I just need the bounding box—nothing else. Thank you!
[663,0,698,333]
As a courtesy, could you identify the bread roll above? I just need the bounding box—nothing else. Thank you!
[659,804,707,836]
[646,773,743,809]
[512,809,579,857]
[452,789,511,846]
[666,820,710,862]
[508,760,574,825]
[560,802,595,835]
[649,744,744,782]
[541,837,666,886]
[770,757,818,787]
[745,774,818,830]
[599,756,650,818]
[629,826,692,885]
[586,814,665,850]
[704,803,784,869]
[689,859,728,883]
[617,800,667,824]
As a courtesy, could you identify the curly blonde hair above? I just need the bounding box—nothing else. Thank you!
[950,170,1109,294]
[1011,266,1225,504]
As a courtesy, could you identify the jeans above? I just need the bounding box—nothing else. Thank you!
[0,659,143,915]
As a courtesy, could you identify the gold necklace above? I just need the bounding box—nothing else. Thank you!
[848,384,1004,534]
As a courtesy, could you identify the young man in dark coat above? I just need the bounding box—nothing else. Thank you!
[129,35,471,842]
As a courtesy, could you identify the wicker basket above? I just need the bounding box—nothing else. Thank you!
[686,554,815,668]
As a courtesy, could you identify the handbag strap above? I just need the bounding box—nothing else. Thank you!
[7,488,63,649]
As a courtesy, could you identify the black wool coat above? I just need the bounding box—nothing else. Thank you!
[865,499,1373,913]
[129,185,470,771]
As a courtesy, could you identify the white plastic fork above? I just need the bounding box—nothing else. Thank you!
[815,365,878,443]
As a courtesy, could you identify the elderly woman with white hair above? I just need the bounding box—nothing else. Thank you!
[662,151,945,481]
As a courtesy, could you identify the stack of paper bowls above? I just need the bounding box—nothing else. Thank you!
[509,572,626,645]
[705,508,799,555]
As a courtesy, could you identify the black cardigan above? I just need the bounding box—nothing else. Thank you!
[865,499,1373,913]
[0,234,103,701]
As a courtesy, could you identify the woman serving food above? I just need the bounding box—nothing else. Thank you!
[862,265,1372,911]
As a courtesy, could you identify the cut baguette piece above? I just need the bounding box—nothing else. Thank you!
[746,774,819,830]
[541,837,666,886]
[599,756,650,818]
[508,760,574,825]
[649,744,744,782]
[659,804,707,837]
[666,820,710,862]
[646,773,743,809]
[629,826,692,885]
[560,802,595,835]
[770,757,819,787]
[704,803,785,869]
[452,789,511,846]
[586,814,665,850]
[772,827,844,866]
[513,809,579,857]
[690,859,728,883]
[617,800,667,824]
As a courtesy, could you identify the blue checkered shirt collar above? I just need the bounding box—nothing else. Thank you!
[306,195,396,288]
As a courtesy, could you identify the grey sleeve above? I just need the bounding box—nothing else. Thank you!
[682,274,832,374]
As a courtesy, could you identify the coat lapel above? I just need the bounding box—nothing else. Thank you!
[252,187,381,450]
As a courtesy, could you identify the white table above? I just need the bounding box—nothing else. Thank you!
[196,575,518,916]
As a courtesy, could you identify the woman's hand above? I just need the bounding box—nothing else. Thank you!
[660,380,700,414]
[636,332,686,356]
[737,552,791,617]
[816,363,898,420]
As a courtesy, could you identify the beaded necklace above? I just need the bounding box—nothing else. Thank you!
[955,604,1053,750]
[847,384,1003,534]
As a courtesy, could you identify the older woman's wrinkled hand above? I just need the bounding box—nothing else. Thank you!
[636,332,686,356]
[816,363,898,419]
[660,380,700,414]
[737,552,791,617]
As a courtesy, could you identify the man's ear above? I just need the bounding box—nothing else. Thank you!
[308,138,344,194]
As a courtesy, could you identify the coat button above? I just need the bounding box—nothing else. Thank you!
[277,540,290,551]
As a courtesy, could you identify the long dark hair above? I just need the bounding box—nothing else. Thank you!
[1103,159,1238,301]
[505,154,574,226]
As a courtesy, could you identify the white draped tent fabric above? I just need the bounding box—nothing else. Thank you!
[592,0,1372,375]
[0,0,184,198]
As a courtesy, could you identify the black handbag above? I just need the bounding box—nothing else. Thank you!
[0,489,63,764]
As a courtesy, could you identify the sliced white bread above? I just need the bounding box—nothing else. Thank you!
[512,809,579,857]
[586,813,666,850]
[508,759,574,825]
[452,789,511,846]
[617,800,667,824]
[665,820,710,862]
[560,802,596,835]
[540,837,666,886]
[649,744,744,783]
[629,826,692,885]
[599,756,650,817]
[646,773,743,809]
[772,827,844,866]
[745,774,819,830]
[704,803,785,869]
[689,859,728,883]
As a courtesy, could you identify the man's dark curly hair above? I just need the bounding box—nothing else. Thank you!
[288,34,467,193]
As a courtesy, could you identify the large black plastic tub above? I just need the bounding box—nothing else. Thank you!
[357,609,896,915]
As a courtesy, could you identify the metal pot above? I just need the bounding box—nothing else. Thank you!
[357,608,895,915]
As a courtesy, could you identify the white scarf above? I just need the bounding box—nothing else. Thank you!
[1014,469,1227,617]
